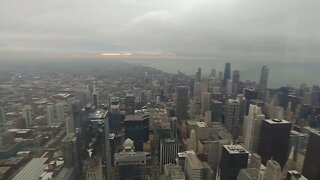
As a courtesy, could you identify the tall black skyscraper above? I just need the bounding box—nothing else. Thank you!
[259,65,269,101]
[196,67,202,82]
[258,119,291,168]
[223,62,231,87]
[220,145,249,180]
[175,86,189,121]
[302,130,320,180]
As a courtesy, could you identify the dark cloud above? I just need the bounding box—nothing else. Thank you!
[0,0,320,61]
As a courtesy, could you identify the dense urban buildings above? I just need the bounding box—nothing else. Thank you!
[0,60,319,180]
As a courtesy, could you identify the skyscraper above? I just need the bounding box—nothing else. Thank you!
[258,119,291,167]
[232,70,240,94]
[302,130,320,180]
[224,99,240,138]
[62,133,81,178]
[223,62,231,87]
[114,151,148,180]
[175,86,189,121]
[210,100,223,123]
[66,117,75,134]
[71,100,82,132]
[196,67,202,82]
[125,93,135,115]
[243,105,265,153]
[259,65,269,101]
[104,112,112,180]
[0,107,5,124]
[220,145,249,180]
[22,105,32,128]
[91,85,99,108]
[160,138,180,170]
[185,150,204,180]
[201,92,211,115]
[47,103,65,126]
[86,157,103,180]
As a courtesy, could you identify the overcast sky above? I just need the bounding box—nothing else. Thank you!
[1,0,320,62]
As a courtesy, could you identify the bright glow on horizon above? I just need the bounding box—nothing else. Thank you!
[101,52,132,56]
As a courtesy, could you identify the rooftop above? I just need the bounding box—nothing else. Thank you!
[114,152,148,165]
[178,150,195,158]
[12,158,48,180]
[1,157,24,166]
[287,170,308,180]
[89,110,108,120]
[224,145,248,154]
[196,122,208,128]
[264,119,291,124]
[125,113,149,121]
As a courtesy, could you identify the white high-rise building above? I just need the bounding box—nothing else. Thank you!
[185,151,204,180]
[47,103,65,126]
[243,105,265,153]
[22,105,33,127]
[186,130,197,151]
[226,80,233,94]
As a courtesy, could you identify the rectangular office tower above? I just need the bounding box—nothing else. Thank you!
[62,133,81,178]
[175,86,189,121]
[185,151,204,180]
[210,100,223,123]
[302,130,320,180]
[220,145,248,180]
[224,99,240,139]
[160,138,180,171]
[114,152,148,180]
[0,107,5,124]
[258,119,291,168]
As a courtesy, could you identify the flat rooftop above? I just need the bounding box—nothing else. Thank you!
[114,152,148,165]
[264,119,291,124]
[125,113,149,121]
[12,158,48,180]
[1,157,24,166]
[224,145,248,154]
[178,150,195,158]
[89,110,108,119]
[196,122,208,128]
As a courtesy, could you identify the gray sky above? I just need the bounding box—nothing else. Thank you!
[1,0,320,61]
